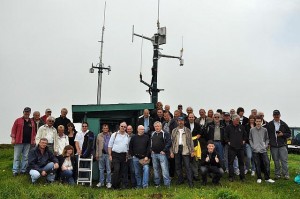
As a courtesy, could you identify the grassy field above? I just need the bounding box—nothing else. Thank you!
[0,144,299,199]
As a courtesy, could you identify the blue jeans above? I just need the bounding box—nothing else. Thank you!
[151,153,171,186]
[132,157,149,188]
[98,154,111,184]
[29,162,55,183]
[244,143,255,171]
[61,170,75,184]
[214,141,224,168]
[13,143,31,174]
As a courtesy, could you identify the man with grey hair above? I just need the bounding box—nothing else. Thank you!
[138,109,154,135]
[225,114,247,182]
[36,116,57,152]
[251,109,258,117]
[257,111,268,127]
[32,111,44,134]
[151,121,172,187]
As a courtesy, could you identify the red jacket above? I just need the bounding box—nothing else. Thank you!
[11,117,36,144]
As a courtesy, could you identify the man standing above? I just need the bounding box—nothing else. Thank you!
[108,122,130,189]
[75,122,94,158]
[185,113,202,181]
[96,124,112,188]
[54,108,71,134]
[237,107,248,126]
[225,114,247,182]
[126,125,136,188]
[129,125,151,188]
[151,121,172,188]
[41,108,52,123]
[54,125,69,156]
[249,116,275,183]
[170,117,194,187]
[154,109,165,124]
[137,109,154,135]
[11,107,36,176]
[164,105,173,118]
[28,138,59,184]
[177,104,187,118]
[32,111,44,133]
[195,109,208,129]
[267,110,291,180]
[200,140,224,185]
[35,116,57,152]
[221,112,232,173]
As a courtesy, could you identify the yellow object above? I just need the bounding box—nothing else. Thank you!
[192,136,201,160]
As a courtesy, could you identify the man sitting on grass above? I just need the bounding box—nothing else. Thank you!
[28,138,59,184]
[200,140,224,186]
[249,116,275,184]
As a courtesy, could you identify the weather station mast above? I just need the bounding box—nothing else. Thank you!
[132,0,184,104]
[89,2,111,105]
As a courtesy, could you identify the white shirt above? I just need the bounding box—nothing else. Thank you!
[55,134,69,155]
[179,128,184,145]
[108,131,129,153]
[74,130,88,150]
[189,123,194,132]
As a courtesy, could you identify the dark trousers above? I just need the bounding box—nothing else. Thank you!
[168,157,175,177]
[111,152,128,188]
[128,158,137,187]
[200,166,223,183]
[175,145,193,184]
[228,147,245,179]
[253,152,271,180]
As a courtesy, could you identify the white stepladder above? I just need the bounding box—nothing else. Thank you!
[77,155,93,186]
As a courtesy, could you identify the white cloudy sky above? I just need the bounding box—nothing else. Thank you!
[1,0,299,143]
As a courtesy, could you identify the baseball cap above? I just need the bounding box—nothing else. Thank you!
[224,112,230,116]
[23,107,31,112]
[178,116,184,120]
[273,110,280,115]
[45,108,52,112]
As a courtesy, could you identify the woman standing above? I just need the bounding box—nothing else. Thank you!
[67,123,77,154]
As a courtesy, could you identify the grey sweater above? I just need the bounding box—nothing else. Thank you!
[249,126,269,153]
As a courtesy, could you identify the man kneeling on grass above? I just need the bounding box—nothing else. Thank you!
[28,138,59,184]
[200,140,224,186]
[249,116,275,184]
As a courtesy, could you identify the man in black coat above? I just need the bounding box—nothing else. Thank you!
[137,109,154,135]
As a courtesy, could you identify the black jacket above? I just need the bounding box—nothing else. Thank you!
[206,122,226,144]
[28,146,58,172]
[137,116,154,133]
[54,116,71,133]
[150,131,172,154]
[200,150,221,168]
[244,124,255,144]
[82,131,95,158]
[58,155,77,179]
[224,124,247,149]
[240,116,249,126]
[267,120,291,148]
[185,122,202,146]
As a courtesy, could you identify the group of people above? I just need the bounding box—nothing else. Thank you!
[10,103,291,189]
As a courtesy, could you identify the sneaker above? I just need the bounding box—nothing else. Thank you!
[234,170,240,176]
[251,171,255,176]
[265,179,275,183]
[106,183,112,189]
[96,182,103,187]
[155,185,160,188]
[284,175,290,180]
[244,170,248,175]
[274,175,281,180]
[257,179,262,183]
[225,169,229,173]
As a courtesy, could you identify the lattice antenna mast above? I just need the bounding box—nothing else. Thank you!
[89,1,111,105]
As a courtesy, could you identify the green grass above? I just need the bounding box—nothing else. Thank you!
[0,145,299,199]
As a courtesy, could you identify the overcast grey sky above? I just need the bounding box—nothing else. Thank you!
[1,0,300,143]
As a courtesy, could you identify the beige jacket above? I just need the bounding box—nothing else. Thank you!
[96,132,112,158]
[35,125,57,145]
[171,127,194,155]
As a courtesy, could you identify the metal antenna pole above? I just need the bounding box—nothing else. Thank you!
[97,2,106,105]
[90,1,111,105]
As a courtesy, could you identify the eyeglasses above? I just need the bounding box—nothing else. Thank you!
[48,120,54,122]
[120,126,127,128]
